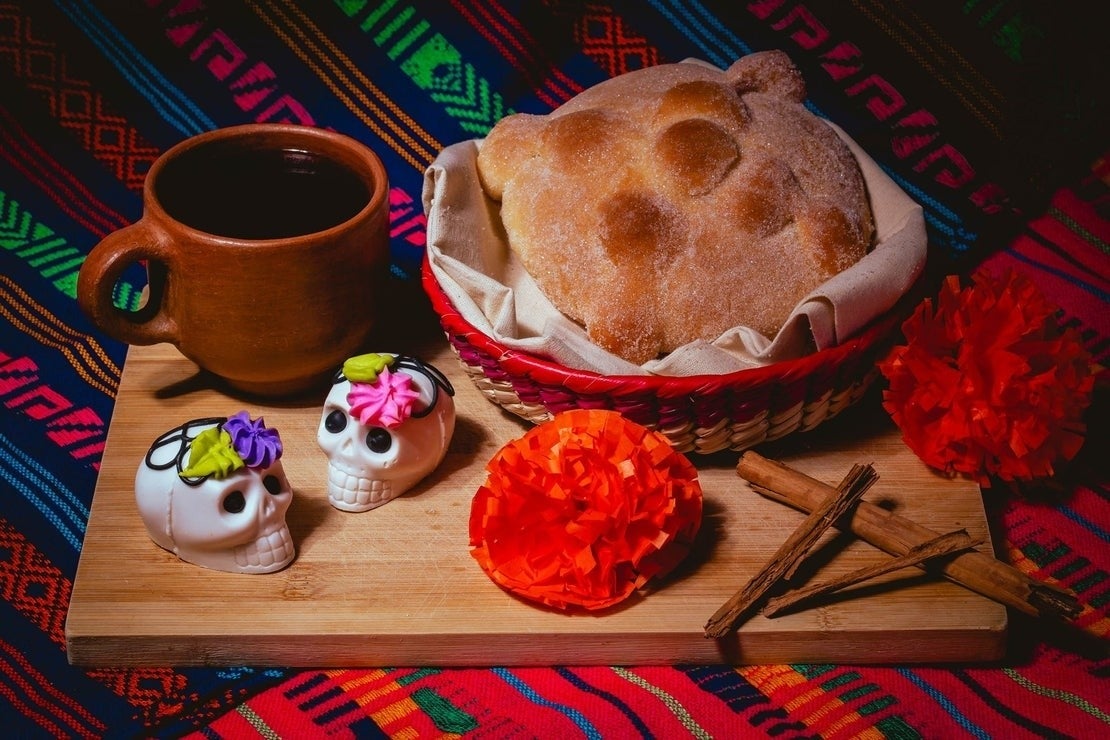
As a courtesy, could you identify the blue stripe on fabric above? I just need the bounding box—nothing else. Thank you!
[884,170,964,227]
[681,0,756,57]
[492,667,602,740]
[647,0,753,68]
[896,668,989,739]
[888,174,975,252]
[0,434,92,522]
[0,435,86,551]
[556,667,655,739]
[1004,247,1110,303]
[52,0,215,137]
[1058,505,1110,543]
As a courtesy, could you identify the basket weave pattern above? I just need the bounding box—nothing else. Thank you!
[422,257,899,454]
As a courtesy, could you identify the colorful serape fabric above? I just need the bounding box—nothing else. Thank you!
[1,1,1107,736]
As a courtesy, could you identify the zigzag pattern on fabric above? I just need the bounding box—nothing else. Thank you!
[0,2,159,192]
[0,517,71,644]
[546,0,661,77]
[0,106,131,240]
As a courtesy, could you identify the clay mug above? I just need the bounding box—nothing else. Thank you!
[77,124,390,397]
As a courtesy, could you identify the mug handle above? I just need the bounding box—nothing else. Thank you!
[77,219,178,346]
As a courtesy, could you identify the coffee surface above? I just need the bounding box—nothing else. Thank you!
[157,145,370,239]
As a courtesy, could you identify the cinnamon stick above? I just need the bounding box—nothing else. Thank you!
[763,529,982,617]
[737,451,1082,623]
[704,463,878,638]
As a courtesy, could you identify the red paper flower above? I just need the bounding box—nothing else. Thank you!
[469,409,703,610]
[879,269,1096,486]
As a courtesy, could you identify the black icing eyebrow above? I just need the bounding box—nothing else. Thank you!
[145,416,226,488]
[332,356,455,419]
[400,356,455,397]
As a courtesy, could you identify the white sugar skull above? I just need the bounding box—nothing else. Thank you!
[317,353,455,512]
[135,412,295,574]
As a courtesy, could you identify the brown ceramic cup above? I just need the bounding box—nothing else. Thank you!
[77,124,390,397]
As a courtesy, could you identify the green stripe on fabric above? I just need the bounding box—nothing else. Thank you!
[876,714,923,739]
[236,703,281,740]
[820,671,860,691]
[840,684,879,703]
[858,694,897,715]
[388,20,429,61]
[1089,588,1110,608]
[374,6,415,47]
[1003,668,1110,723]
[1020,541,1069,568]
[410,687,478,734]
[1051,558,1088,580]
[1071,571,1107,594]
[793,664,836,680]
[355,0,397,32]
[1050,206,1110,255]
[40,256,86,278]
[397,667,438,686]
[15,237,68,257]
[613,666,712,740]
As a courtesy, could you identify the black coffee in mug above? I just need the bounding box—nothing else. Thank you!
[78,124,390,397]
[156,141,372,240]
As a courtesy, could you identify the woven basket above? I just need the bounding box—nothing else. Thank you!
[422,255,904,454]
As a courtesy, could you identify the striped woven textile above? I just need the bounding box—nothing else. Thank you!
[2,1,1107,736]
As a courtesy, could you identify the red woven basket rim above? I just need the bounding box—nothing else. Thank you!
[421,254,901,397]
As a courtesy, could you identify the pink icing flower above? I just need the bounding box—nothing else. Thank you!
[347,367,421,428]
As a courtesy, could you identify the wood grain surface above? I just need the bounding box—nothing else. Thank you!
[65,296,1007,667]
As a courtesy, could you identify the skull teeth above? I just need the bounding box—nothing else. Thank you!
[327,464,394,512]
[234,526,294,572]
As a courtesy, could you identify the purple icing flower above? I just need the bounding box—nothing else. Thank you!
[223,411,283,469]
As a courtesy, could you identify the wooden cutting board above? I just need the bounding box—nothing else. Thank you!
[66,311,1007,667]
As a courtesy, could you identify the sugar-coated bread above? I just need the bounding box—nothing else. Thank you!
[477,51,874,364]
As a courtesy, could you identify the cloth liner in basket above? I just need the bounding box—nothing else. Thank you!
[421,65,926,452]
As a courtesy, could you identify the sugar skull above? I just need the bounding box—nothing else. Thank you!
[317,353,456,512]
[135,412,295,574]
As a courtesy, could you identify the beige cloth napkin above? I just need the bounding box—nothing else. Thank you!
[422,122,925,377]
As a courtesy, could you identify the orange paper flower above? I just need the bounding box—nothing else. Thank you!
[469,409,703,610]
[879,269,1096,487]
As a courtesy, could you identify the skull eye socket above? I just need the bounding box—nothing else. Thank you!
[223,490,246,513]
[324,409,347,434]
[366,427,392,454]
[263,475,282,495]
